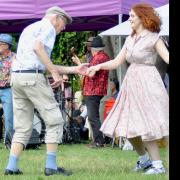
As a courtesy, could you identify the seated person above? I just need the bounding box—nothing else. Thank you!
[104,79,119,120]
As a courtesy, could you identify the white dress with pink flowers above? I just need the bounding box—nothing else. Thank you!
[100,30,169,141]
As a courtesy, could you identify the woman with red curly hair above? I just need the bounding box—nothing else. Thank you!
[87,3,169,175]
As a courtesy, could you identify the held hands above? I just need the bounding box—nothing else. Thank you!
[75,64,101,77]
[85,65,101,77]
[75,63,89,76]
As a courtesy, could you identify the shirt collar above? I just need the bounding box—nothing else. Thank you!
[139,29,150,38]
[42,18,55,32]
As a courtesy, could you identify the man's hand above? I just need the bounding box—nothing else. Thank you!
[50,69,63,89]
[75,63,89,76]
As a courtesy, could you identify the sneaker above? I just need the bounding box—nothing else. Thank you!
[144,166,166,175]
[134,159,152,172]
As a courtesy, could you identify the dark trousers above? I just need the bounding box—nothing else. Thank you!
[84,95,104,144]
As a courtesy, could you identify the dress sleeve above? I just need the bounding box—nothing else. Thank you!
[151,33,160,47]
[123,35,130,49]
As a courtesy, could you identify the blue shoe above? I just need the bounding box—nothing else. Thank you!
[134,159,152,172]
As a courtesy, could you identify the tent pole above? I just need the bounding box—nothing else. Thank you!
[116,14,123,85]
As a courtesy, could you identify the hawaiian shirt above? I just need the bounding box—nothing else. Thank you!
[13,18,56,71]
[83,51,110,96]
[0,52,15,87]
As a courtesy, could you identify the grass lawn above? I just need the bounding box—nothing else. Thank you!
[0,143,169,180]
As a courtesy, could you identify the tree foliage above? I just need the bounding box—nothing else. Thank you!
[52,31,97,92]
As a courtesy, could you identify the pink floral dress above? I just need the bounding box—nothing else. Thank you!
[100,30,169,141]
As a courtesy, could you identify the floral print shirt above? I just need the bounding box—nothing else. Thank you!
[0,52,15,87]
[83,51,110,96]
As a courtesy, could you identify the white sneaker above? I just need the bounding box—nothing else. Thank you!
[134,159,152,172]
[144,166,166,175]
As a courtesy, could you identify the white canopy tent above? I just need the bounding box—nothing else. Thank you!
[100,4,169,86]
[100,4,169,36]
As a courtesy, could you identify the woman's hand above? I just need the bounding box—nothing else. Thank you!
[75,63,89,75]
[86,65,101,77]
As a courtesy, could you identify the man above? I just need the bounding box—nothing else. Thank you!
[83,36,95,63]
[71,36,95,116]
[62,74,72,105]
[5,6,87,176]
[83,36,110,148]
[60,74,72,121]
[72,36,95,65]
[0,34,15,148]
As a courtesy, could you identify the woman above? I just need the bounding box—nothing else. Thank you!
[87,3,169,175]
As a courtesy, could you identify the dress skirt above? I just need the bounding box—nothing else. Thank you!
[100,63,169,141]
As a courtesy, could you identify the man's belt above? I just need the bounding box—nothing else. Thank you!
[12,70,45,74]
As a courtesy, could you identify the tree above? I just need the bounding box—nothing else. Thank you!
[52,31,97,92]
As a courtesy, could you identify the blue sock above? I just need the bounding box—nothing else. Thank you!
[45,152,57,170]
[6,154,19,171]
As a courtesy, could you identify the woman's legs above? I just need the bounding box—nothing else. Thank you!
[128,137,152,171]
[128,137,166,174]
[128,136,146,155]
[143,140,160,161]
[143,140,166,174]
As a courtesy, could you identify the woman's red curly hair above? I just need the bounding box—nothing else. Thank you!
[131,3,161,34]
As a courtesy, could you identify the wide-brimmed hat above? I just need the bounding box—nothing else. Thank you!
[83,37,95,44]
[46,6,72,24]
[0,34,13,45]
[90,36,105,48]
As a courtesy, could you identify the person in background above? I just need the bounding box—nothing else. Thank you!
[83,36,110,148]
[72,36,95,65]
[103,79,119,144]
[60,74,72,115]
[86,3,169,174]
[104,79,119,120]
[0,34,15,148]
[61,74,72,107]
[110,79,119,99]
[71,36,95,111]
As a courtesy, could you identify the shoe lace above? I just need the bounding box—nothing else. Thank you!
[136,161,141,168]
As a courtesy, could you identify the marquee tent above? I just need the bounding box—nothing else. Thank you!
[0,0,168,32]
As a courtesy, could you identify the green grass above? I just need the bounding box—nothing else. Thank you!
[0,143,169,180]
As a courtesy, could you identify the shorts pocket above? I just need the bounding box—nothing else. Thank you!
[43,103,64,126]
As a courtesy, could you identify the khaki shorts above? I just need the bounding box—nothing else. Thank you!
[10,72,64,146]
